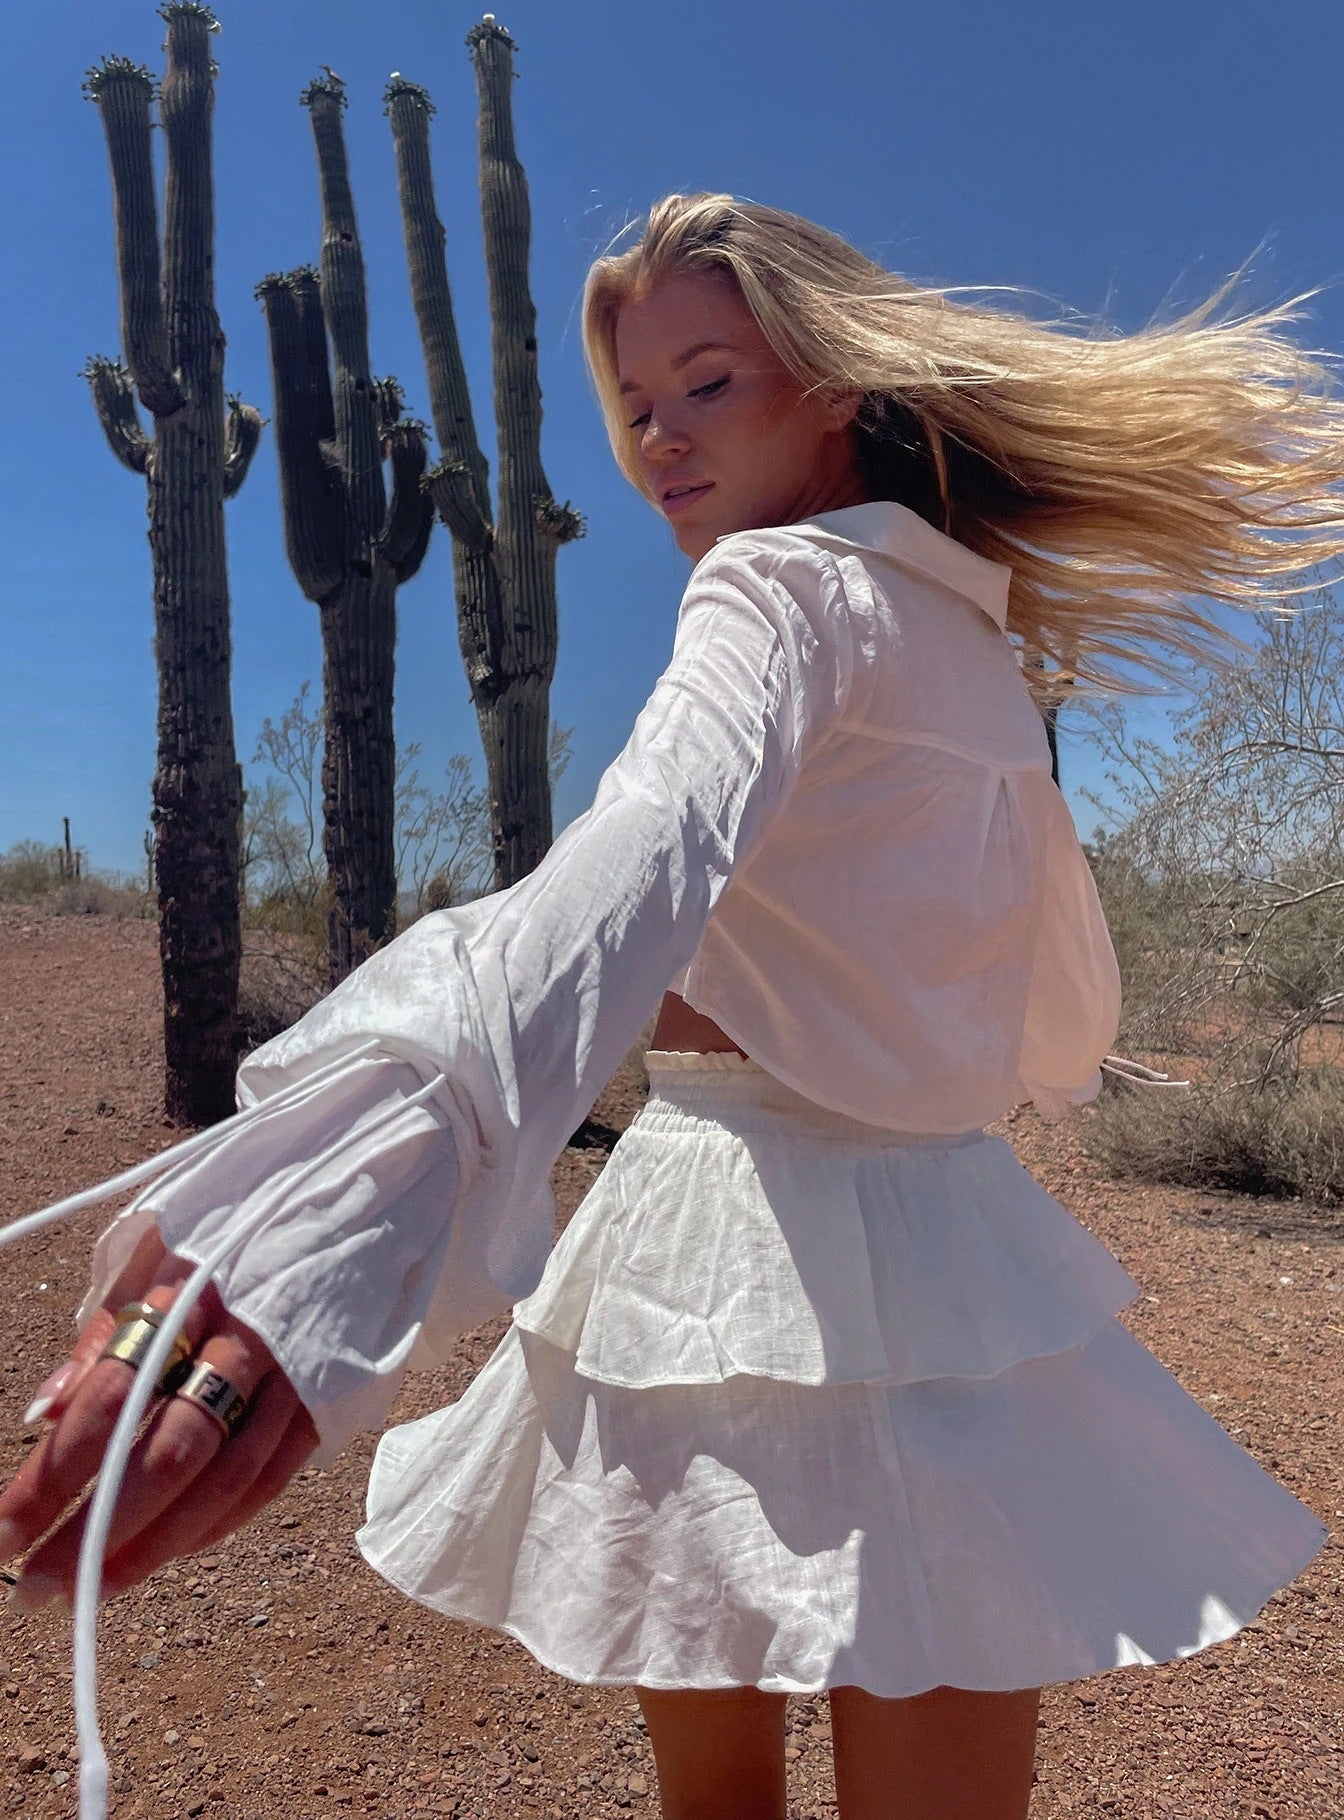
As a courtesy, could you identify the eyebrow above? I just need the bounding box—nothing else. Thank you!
[617,341,737,397]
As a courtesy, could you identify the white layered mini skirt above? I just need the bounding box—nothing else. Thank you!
[355,1052,1328,1696]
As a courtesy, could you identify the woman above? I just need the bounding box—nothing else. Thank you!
[2,193,1340,1820]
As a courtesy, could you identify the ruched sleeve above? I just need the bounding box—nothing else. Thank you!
[76,530,858,1466]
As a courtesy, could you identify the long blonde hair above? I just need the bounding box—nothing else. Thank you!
[582,191,1344,696]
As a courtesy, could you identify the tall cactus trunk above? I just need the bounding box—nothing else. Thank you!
[386,22,584,893]
[83,4,260,1126]
[257,75,433,988]
[319,570,399,982]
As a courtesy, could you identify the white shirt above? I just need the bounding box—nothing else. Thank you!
[79,500,1121,1466]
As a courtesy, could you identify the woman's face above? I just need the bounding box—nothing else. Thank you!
[614,269,868,561]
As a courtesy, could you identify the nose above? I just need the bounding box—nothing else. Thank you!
[638,408,691,462]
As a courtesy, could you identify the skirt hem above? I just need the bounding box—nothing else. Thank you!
[357,1522,1328,1697]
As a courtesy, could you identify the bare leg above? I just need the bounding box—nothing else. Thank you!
[635,1684,789,1820]
[830,1682,1041,1819]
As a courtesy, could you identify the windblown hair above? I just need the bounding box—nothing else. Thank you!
[582,191,1344,697]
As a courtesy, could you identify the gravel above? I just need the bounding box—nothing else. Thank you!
[0,901,1338,1817]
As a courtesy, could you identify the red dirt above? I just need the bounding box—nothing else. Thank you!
[0,901,1339,1818]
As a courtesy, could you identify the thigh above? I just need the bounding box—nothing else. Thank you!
[636,1684,789,1820]
[830,1682,1041,1820]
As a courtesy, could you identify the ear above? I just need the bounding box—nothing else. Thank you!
[819,386,864,434]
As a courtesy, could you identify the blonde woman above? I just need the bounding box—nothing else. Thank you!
[2,194,1339,1820]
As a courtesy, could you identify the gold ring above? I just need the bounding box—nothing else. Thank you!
[100,1309,194,1395]
[171,1361,249,1441]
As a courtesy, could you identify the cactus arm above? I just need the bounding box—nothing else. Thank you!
[82,355,152,473]
[83,58,184,418]
[222,393,262,498]
[385,76,493,544]
[425,459,495,555]
[535,495,587,545]
[303,77,386,563]
[379,419,434,581]
[257,270,344,602]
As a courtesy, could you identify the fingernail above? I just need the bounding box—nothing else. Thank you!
[21,1362,77,1427]
[6,1573,64,1614]
[0,1519,22,1564]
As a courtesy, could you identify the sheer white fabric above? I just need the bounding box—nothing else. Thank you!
[72,500,1121,1464]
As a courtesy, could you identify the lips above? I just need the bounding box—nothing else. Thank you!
[662,482,714,512]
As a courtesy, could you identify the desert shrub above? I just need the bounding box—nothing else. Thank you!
[1085,1066,1344,1205]
[237,878,334,1053]
[0,840,149,918]
[50,876,146,918]
[1076,591,1344,1204]
[0,840,67,900]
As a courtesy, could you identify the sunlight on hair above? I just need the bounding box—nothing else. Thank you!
[583,192,1344,700]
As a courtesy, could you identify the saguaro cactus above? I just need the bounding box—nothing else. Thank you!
[385,17,584,892]
[257,74,433,988]
[83,2,261,1126]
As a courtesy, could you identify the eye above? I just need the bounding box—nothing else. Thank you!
[627,374,730,430]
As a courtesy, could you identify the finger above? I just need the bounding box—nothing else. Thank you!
[21,1243,190,1429]
[19,1324,271,1591]
[97,1225,184,1326]
[0,1277,218,1564]
[97,1372,301,1599]
[194,1406,319,1550]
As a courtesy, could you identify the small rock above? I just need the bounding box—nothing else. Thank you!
[163,1728,180,1745]
[627,1772,649,1794]
[19,1749,46,1773]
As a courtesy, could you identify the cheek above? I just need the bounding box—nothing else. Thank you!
[722,379,796,449]
[754,378,814,444]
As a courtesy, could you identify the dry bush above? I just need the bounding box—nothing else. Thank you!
[1085,1066,1344,1205]
[1077,590,1344,1206]
[0,839,150,919]
[237,885,333,1053]
[0,840,65,900]
[50,876,147,918]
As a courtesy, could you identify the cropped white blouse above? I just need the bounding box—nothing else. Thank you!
[77,499,1121,1467]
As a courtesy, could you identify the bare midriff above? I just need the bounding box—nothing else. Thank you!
[649,989,750,1058]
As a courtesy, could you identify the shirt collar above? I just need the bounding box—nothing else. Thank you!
[718,500,1013,632]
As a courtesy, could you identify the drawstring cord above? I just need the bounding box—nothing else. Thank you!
[0,1039,387,1254]
[0,1048,444,1820]
[1100,1053,1192,1089]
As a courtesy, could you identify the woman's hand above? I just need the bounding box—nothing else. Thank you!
[0,1226,318,1610]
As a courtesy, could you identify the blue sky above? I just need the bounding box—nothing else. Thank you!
[3,0,1342,882]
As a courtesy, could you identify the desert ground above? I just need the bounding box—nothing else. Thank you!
[0,901,1338,1818]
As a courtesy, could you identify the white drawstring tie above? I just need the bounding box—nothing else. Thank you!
[1100,1053,1192,1089]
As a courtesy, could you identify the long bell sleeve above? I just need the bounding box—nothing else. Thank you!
[76,531,859,1467]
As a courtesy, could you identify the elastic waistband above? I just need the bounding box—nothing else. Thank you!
[639,1050,986,1150]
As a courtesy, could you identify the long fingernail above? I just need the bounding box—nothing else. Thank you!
[6,1573,64,1614]
[22,1362,78,1427]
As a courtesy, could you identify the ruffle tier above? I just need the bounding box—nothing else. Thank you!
[509,1055,1141,1389]
[355,1053,1328,1694]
